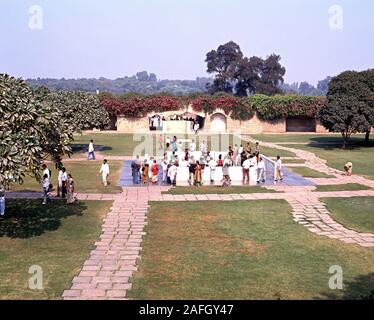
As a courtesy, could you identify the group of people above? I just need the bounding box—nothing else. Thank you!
[41,163,76,205]
[131,140,284,187]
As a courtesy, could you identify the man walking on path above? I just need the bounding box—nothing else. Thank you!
[88,139,95,160]
[131,156,140,184]
[257,157,266,183]
[275,155,283,181]
[100,159,110,186]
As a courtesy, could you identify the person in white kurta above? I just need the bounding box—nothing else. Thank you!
[100,159,110,186]
[257,157,266,183]
[189,140,196,152]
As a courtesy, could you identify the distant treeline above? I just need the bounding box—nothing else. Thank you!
[26,73,330,97]
[26,72,213,96]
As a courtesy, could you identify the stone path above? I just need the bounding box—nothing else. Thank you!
[62,194,149,300]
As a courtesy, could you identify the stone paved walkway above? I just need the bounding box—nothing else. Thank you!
[62,194,149,300]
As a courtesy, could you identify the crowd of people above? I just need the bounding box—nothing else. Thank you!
[131,137,284,187]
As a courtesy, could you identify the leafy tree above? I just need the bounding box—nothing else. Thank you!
[206,42,285,96]
[319,71,373,148]
[41,90,110,131]
[0,74,74,188]
[205,41,243,94]
[360,69,374,143]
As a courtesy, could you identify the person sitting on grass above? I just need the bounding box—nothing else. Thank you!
[344,162,353,176]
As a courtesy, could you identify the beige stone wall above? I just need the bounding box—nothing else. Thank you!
[116,111,330,134]
[316,121,329,133]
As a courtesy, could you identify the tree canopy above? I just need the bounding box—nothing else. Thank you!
[319,69,374,147]
[0,74,74,187]
[205,41,286,96]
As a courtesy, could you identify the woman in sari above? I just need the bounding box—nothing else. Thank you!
[151,160,159,184]
[66,174,76,204]
[194,161,202,187]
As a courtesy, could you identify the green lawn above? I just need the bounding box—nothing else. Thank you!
[0,200,111,299]
[249,134,374,180]
[128,201,374,300]
[251,133,367,144]
[72,133,153,157]
[164,186,279,195]
[315,184,372,192]
[322,197,374,234]
[282,159,306,164]
[10,161,123,194]
[281,143,374,180]
[71,132,295,158]
[288,167,335,178]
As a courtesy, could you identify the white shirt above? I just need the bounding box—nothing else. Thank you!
[242,159,251,169]
[60,172,68,182]
[200,143,207,153]
[100,163,110,175]
[257,161,265,170]
[249,157,257,167]
[238,146,243,154]
[209,160,217,169]
[42,178,50,190]
[189,142,196,152]
[276,159,282,170]
[43,168,50,179]
[162,162,168,171]
[168,165,177,179]
[88,142,94,152]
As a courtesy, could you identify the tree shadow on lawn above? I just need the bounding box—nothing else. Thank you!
[307,137,374,150]
[316,273,374,300]
[71,144,113,154]
[0,199,87,239]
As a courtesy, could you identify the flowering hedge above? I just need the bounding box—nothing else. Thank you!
[100,93,326,121]
[249,94,326,120]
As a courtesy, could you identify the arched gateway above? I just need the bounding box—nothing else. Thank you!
[210,113,227,132]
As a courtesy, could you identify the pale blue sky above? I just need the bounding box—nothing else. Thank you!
[0,0,373,85]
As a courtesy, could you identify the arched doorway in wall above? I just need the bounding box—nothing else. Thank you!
[210,113,227,132]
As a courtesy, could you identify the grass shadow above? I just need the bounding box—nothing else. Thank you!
[308,137,374,151]
[316,273,374,300]
[0,199,88,239]
[71,144,113,154]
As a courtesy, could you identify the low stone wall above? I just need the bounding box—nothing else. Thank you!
[115,112,331,134]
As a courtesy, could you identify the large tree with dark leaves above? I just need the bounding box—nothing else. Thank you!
[0,74,74,188]
[319,70,373,148]
[205,41,243,94]
[206,42,285,96]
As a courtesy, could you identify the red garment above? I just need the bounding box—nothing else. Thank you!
[152,164,159,176]
[217,159,223,167]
